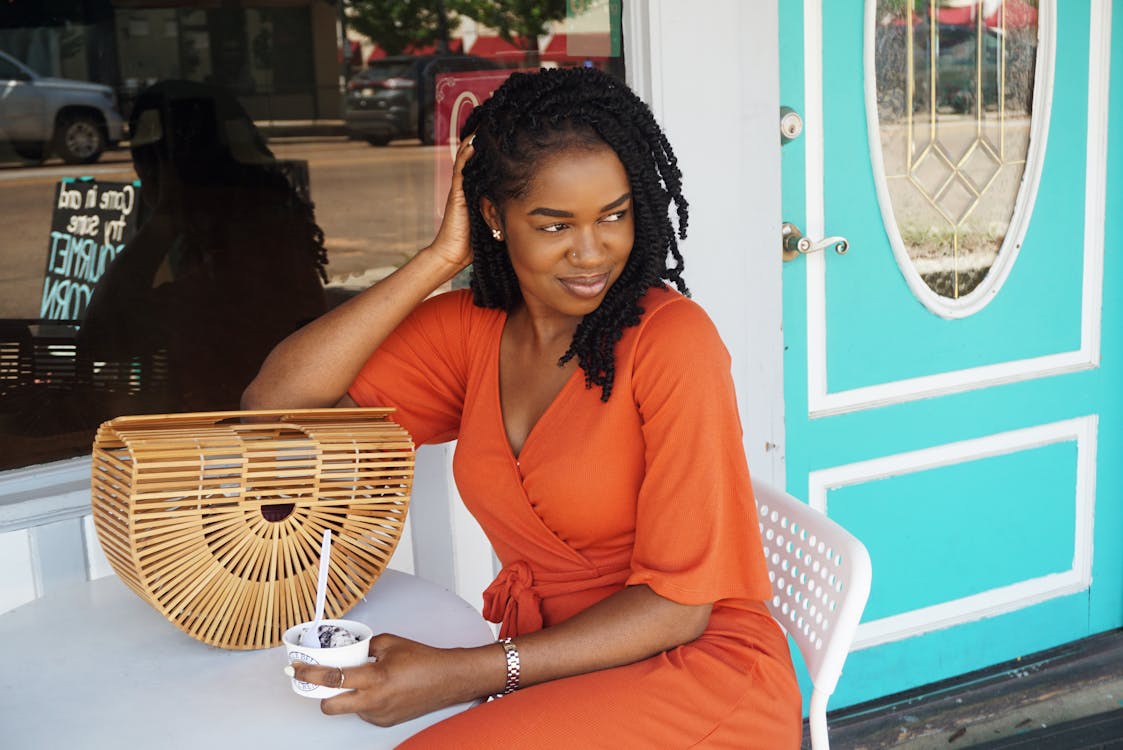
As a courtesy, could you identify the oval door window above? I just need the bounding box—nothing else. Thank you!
[869,0,1051,318]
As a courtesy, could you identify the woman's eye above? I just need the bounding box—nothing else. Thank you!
[601,210,628,223]
[541,223,568,233]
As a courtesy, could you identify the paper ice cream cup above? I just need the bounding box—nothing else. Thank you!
[281,618,373,699]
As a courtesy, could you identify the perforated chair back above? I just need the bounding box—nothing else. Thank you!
[753,479,872,750]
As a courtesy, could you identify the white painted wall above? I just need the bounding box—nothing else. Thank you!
[625,0,785,485]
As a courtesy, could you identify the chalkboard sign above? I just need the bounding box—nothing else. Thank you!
[39,178,142,321]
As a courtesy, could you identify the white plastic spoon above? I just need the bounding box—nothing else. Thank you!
[300,528,333,647]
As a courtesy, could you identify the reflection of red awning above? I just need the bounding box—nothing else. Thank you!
[935,0,1037,29]
[366,39,464,63]
[340,40,362,66]
[542,33,612,61]
[985,0,1037,29]
[467,35,533,61]
[935,6,971,25]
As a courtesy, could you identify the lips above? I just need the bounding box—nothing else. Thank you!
[558,273,611,299]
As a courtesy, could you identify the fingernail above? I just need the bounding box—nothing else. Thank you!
[283,665,295,678]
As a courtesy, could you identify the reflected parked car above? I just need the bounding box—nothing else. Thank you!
[344,54,501,146]
[920,22,1036,115]
[0,50,125,164]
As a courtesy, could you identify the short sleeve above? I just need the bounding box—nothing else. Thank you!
[348,290,477,445]
[625,298,772,604]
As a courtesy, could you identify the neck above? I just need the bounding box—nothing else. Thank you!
[508,304,579,355]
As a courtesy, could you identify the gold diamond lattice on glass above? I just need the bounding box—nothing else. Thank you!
[874,0,1039,299]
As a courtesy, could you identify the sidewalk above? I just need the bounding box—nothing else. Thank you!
[813,629,1123,749]
[256,119,349,139]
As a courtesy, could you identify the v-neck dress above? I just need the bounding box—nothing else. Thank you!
[349,287,801,748]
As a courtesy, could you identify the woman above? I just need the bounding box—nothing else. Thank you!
[80,80,327,412]
[243,67,800,748]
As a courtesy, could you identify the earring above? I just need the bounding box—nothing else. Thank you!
[492,228,503,242]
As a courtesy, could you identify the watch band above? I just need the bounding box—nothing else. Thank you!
[499,637,520,696]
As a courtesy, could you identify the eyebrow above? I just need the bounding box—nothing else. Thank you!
[527,192,631,218]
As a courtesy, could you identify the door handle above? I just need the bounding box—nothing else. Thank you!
[782,222,850,262]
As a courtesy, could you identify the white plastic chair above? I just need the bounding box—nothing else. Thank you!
[753,479,873,750]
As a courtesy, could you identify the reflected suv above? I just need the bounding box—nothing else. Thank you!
[345,54,500,146]
[0,50,125,164]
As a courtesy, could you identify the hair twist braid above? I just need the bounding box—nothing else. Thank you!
[460,67,689,401]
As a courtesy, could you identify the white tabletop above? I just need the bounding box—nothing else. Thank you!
[0,569,496,749]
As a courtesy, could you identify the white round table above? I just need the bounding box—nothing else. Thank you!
[0,569,496,749]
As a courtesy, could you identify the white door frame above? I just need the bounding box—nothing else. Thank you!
[624,0,786,486]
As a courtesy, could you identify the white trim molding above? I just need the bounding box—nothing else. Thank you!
[807,416,1097,650]
[804,0,1108,418]
[622,0,664,122]
[0,456,92,533]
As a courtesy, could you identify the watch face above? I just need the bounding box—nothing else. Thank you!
[287,649,320,692]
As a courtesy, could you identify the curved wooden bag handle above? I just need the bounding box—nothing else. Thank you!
[99,407,397,429]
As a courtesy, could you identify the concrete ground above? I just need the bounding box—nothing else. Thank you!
[814,630,1123,749]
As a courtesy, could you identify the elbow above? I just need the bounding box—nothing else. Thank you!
[240,376,281,411]
[680,603,712,644]
[240,380,267,411]
[658,599,712,651]
[240,373,349,412]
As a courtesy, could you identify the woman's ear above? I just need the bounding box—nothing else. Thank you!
[480,197,502,235]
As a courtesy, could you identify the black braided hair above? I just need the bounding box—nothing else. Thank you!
[460,67,689,402]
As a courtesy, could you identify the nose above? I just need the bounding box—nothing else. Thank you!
[568,226,605,267]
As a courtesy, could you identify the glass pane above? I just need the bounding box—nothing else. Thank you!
[875,0,1039,299]
[0,1,624,471]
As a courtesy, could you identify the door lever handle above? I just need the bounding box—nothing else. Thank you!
[782,222,850,262]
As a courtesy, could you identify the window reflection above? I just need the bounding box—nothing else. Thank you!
[78,80,328,411]
[875,0,1039,300]
[0,1,623,470]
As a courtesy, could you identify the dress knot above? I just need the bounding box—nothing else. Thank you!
[482,560,543,639]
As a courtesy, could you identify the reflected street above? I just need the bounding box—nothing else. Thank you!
[0,137,440,319]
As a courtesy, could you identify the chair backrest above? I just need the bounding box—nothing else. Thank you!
[753,479,872,708]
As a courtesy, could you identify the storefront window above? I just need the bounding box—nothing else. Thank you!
[0,0,623,471]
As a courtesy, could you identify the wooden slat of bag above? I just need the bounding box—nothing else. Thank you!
[90,408,414,649]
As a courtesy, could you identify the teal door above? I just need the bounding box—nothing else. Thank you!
[779,0,1122,707]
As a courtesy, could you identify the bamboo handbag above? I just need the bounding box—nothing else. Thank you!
[90,408,414,650]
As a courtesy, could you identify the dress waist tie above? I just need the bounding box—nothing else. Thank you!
[482,559,632,640]
[482,561,541,640]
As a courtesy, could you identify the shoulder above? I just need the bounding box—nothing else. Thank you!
[623,287,737,416]
[379,289,503,365]
[632,287,729,363]
[415,288,477,315]
[407,288,500,329]
[614,286,732,402]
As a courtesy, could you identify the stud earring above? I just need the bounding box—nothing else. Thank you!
[492,228,503,242]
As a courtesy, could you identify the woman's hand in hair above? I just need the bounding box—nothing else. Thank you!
[426,135,476,273]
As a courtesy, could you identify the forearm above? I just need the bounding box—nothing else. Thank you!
[455,584,712,701]
[514,584,711,687]
[301,582,711,725]
[241,246,464,409]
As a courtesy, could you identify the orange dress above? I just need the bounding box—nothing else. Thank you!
[349,287,801,748]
